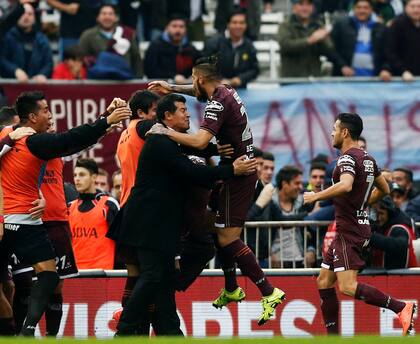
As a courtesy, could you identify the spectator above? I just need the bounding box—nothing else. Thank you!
[79,4,142,79]
[331,0,391,80]
[406,192,420,222]
[0,3,52,83]
[143,14,200,83]
[392,166,417,210]
[387,0,420,81]
[252,146,265,201]
[370,196,418,269]
[390,181,408,209]
[0,106,19,126]
[95,167,110,193]
[203,8,259,88]
[167,0,207,41]
[111,170,122,203]
[214,0,261,40]
[46,0,98,59]
[260,152,275,185]
[306,162,326,193]
[69,159,119,270]
[0,0,24,39]
[278,0,338,77]
[52,45,87,80]
[371,0,404,23]
[358,135,367,149]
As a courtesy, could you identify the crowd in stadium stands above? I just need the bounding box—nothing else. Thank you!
[0,0,419,83]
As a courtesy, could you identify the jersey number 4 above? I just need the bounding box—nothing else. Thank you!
[240,105,252,141]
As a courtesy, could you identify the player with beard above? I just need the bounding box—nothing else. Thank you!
[304,113,415,336]
[148,56,284,325]
[0,91,130,336]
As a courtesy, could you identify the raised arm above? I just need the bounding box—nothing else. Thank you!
[148,80,195,97]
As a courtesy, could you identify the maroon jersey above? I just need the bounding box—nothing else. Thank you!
[200,85,254,163]
[333,148,380,240]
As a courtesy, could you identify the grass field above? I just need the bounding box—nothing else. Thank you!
[1,336,420,343]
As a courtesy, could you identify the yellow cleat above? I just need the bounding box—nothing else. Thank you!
[212,287,246,309]
[258,287,286,326]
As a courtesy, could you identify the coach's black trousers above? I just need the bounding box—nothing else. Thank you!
[116,248,183,336]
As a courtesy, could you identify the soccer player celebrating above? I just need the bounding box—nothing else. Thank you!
[0,91,130,336]
[148,56,284,325]
[303,113,415,336]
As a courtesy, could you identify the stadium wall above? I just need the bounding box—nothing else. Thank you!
[1,80,420,180]
[34,270,420,338]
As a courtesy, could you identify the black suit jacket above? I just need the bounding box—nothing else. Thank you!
[112,134,234,255]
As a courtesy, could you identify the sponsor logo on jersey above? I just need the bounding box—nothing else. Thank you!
[340,165,355,174]
[187,155,206,165]
[358,218,370,225]
[363,160,374,172]
[205,101,224,112]
[5,224,20,231]
[232,91,243,105]
[204,111,218,121]
[337,155,355,166]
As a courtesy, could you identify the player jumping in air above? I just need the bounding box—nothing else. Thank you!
[304,112,415,336]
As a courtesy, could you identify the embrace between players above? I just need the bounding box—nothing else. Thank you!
[0,55,415,337]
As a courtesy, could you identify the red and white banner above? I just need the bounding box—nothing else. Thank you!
[35,275,419,338]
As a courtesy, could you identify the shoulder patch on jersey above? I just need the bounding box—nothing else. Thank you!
[205,100,224,112]
[337,155,356,166]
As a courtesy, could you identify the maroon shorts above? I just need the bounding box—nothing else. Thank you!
[44,221,79,279]
[215,173,258,229]
[321,233,369,272]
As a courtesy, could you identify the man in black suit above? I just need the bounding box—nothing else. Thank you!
[114,94,256,336]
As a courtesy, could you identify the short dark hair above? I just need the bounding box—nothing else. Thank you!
[193,55,222,82]
[98,3,118,16]
[156,94,187,121]
[75,158,98,175]
[310,162,326,172]
[15,91,45,122]
[98,167,109,177]
[262,152,275,161]
[358,136,366,144]
[394,166,413,183]
[166,13,187,26]
[112,169,121,180]
[227,8,247,23]
[63,45,83,61]
[336,112,363,140]
[275,165,302,190]
[0,106,17,126]
[129,90,160,120]
[353,0,373,6]
[253,146,263,158]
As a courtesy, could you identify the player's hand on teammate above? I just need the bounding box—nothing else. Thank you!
[107,98,127,114]
[9,127,36,141]
[29,197,46,219]
[232,155,257,176]
[256,183,275,208]
[146,122,170,136]
[217,143,234,159]
[303,191,318,205]
[106,106,131,126]
[148,81,173,95]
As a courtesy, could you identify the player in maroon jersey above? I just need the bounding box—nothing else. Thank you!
[148,56,284,325]
[304,113,415,336]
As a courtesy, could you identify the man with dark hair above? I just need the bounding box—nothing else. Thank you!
[0,91,130,336]
[79,4,142,79]
[358,136,367,150]
[203,8,259,88]
[95,168,110,193]
[144,14,201,82]
[370,196,418,269]
[69,158,119,270]
[260,152,275,185]
[306,162,326,193]
[52,45,86,80]
[113,93,256,335]
[331,0,391,80]
[0,107,19,126]
[392,166,416,210]
[148,57,284,326]
[304,112,415,336]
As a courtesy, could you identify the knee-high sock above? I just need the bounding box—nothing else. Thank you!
[12,271,32,334]
[122,276,138,308]
[45,293,63,337]
[319,288,339,335]
[20,271,59,336]
[218,247,238,293]
[222,239,274,296]
[355,283,405,313]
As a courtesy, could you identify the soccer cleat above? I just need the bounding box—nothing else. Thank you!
[112,307,123,323]
[258,287,286,326]
[398,302,416,336]
[212,287,246,309]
